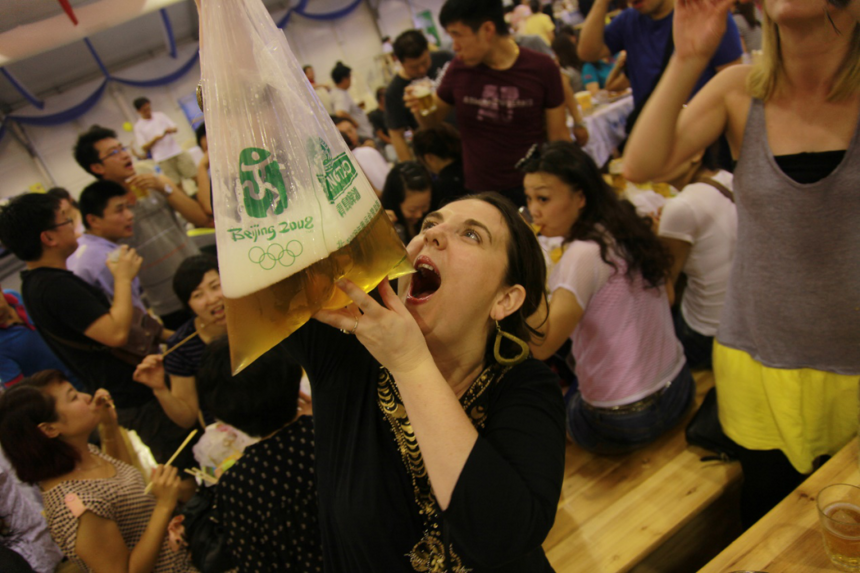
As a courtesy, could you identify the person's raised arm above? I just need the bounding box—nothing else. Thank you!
[126,173,211,228]
[84,246,142,347]
[404,90,452,130]
[133,355,200,430]
[578,0,613,62]
[605,50,630,92]
[389,129,414,161]
[75,465,181,573]
[623,0,738,183]
[314,279,477,510]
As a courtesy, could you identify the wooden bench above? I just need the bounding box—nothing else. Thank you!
[543,371,743,573]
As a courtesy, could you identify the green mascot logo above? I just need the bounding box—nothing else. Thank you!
[239,147,288,219]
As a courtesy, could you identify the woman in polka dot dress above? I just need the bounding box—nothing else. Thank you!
[0,370,195,573]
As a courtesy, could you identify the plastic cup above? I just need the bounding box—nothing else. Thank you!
[818,484,860,571]
[575,91,593,112]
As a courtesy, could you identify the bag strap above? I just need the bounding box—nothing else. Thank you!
[41,326,110,353]
[698,176,735,203]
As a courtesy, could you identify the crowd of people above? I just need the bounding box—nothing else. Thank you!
[0,0,857,570]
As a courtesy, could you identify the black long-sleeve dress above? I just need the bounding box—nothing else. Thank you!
[282,320,566,572]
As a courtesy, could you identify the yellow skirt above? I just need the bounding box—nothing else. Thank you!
[714,341,860,474]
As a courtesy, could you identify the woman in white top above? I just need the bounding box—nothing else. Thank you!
[658,144,737,370]
[525,142,693,454]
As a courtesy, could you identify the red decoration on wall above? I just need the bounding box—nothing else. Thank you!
[57,0,79,25]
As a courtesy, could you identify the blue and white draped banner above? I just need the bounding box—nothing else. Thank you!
[0,0,366,144]
[160,9,178,59]
[0,68,45,110]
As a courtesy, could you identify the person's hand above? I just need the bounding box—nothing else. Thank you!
[314,278,432,377]
[93,388,117,423]
[106,245,143,282]
[126,173,175,195]
[616,50,627,67]
[165,127,178,135]
[673,0,736,62]
[149,464,182,508]
[133,355,168,392]
[167,515,188,553]
[403,86,423,117]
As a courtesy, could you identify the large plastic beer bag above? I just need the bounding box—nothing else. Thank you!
[198,0,413,373]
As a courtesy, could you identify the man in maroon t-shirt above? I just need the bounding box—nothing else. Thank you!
[406,0,569,206]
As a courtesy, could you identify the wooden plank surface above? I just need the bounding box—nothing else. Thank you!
[700,438,859,573]
[544,371,742,573]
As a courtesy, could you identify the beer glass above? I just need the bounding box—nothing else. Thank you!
[410,78,437,117]
[818,483,860,571]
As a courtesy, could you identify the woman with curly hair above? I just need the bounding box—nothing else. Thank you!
[524,141,693,454]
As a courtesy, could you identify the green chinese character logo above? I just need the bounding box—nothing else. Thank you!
[307,138,358,204]
[239,147,288,219]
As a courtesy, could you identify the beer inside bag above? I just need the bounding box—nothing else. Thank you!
[199,0,412,373]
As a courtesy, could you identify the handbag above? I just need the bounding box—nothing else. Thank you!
[109,307,163,365]
[42,306,163,367]
[685,387,740,462]
[179,486,236,573]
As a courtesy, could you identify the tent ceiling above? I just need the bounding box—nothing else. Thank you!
[0,0,288,113]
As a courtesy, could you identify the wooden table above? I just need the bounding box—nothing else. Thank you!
[700,438,859,572]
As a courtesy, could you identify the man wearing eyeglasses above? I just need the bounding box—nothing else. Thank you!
[74,125,209,330]
[0,193,198,501]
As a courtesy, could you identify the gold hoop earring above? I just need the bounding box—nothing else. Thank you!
[493,321,530,366]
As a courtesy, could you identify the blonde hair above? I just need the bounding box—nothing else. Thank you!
[747,11,860,102]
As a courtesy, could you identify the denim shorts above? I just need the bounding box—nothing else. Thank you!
[567,364,695,455]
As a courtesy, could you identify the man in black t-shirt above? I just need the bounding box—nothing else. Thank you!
[385,30,454,161]
[0,194,197,493]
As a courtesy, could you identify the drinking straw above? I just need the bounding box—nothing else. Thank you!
[143,429,198,494]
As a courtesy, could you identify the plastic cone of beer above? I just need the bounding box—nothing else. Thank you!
[199,0,413,373]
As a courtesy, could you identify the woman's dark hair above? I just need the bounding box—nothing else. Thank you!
[519,142,672,289]
[133,97,150,110]
[734,2,759,28]
[0,370,80,484]
[46,187,79,210]
[448,192,548,362]
[412,124,463,162]
[440,0,509,37]
[552,26,583,71]
[196,337,303,437]
[173,254,220,309]
[381,162,433,242]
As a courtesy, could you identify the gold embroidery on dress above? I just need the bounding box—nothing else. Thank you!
[377,364,510,572]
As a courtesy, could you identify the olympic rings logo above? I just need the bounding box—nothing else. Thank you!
[248,240,303,270]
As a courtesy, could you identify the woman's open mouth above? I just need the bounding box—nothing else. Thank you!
[407,256,441,304]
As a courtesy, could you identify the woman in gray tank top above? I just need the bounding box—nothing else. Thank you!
[623,0,860,528]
